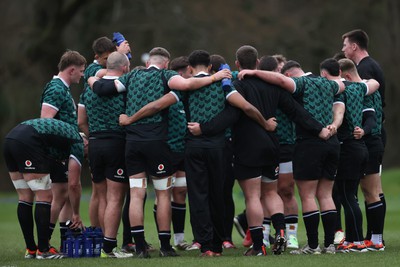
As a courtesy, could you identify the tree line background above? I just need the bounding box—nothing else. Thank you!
[0,0,399,190]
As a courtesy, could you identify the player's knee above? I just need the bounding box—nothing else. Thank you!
[278,187,294,201]
[362,190,380,203]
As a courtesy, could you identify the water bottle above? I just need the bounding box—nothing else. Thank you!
[93,227,104,257]
[65,229,74,258]
[219,63,232,91]
[83,228,93,257]
[73,235,83,258]
[65,219,83,258]
[113,32,132,59]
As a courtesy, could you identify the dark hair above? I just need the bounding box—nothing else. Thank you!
[92,37,116,55]
[320,58,340,76]
[58,50,87,71]
[281,60,301,74]
[333,51,346,61]
[188,50,210,68]
[210,54,226,73]
[169,56,189,71]
[342,29,369,50]
[272,54,287,64]
[236,45,258,70]
[259,55,278,71]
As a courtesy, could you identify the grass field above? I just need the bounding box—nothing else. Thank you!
[1,169,399,267]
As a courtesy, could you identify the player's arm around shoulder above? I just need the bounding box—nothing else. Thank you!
[168,69,231,91]
[119,92,178,126]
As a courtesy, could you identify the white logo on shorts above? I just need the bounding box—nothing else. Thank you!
[24,160,35,170]
[275,166,280,176]
[158,164,165,171]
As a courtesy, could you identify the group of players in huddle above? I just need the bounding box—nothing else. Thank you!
[3,28,386,259]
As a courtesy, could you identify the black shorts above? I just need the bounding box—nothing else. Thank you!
[279,144,294,163]
[364,150,383,175]
[49,159,68,183]
[336,140,368,180]
[89,138,128,183]
[4,126,68,182]
[293,138,340,181]
[234,162,279,181]
[364,134,384,153]
[171,151,185,173]
[363,135,384,175]
[3,138,51,174]
[125,140,174,177]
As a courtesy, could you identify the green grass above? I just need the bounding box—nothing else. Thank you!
[1,169,400,267]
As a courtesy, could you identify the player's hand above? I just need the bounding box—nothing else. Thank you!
[119,114,130,126]
[70,214,85,231]
[213,69,232,81]
[353,126,365,139]
[117,40,131,55]
[318,127,331,140]
[187,122,202,136]
[326,124,337,136]
[238,70,256,80]
[265,117,277,132]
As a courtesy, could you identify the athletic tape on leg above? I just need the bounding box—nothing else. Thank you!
[27,174,52,191]
[153,176,174,190]
[261,176,276,183]
[129,177,147,188]
[173,176,186,187]
[12,179,30,189]
[279,161,293,174]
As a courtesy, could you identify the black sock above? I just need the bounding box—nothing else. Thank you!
[103,237,117,253]
[263,217,271,225]
[122,192,132,246]
[131,226,145,252]
[59,221,68,245]
[271,213,285,234]
[364,201,372,240]
[379,193,386,236]
[249,226,263,250]
[159,231,172,250]
[321,209,337,247]
[367,201,384,236]
[35,201,51,252]
[284,214,298,225]
[153,204,159,232]
[17,201,36,251]
[172,202,186,234]
[303,211,320,249]
[237,210,248,230]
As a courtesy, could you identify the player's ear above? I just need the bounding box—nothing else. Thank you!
[235,60,240,70]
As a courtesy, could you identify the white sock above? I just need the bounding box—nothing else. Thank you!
[174,233,184,246]
[262,224,270,243]
[371,234,382,245]
[286,223,298,237]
